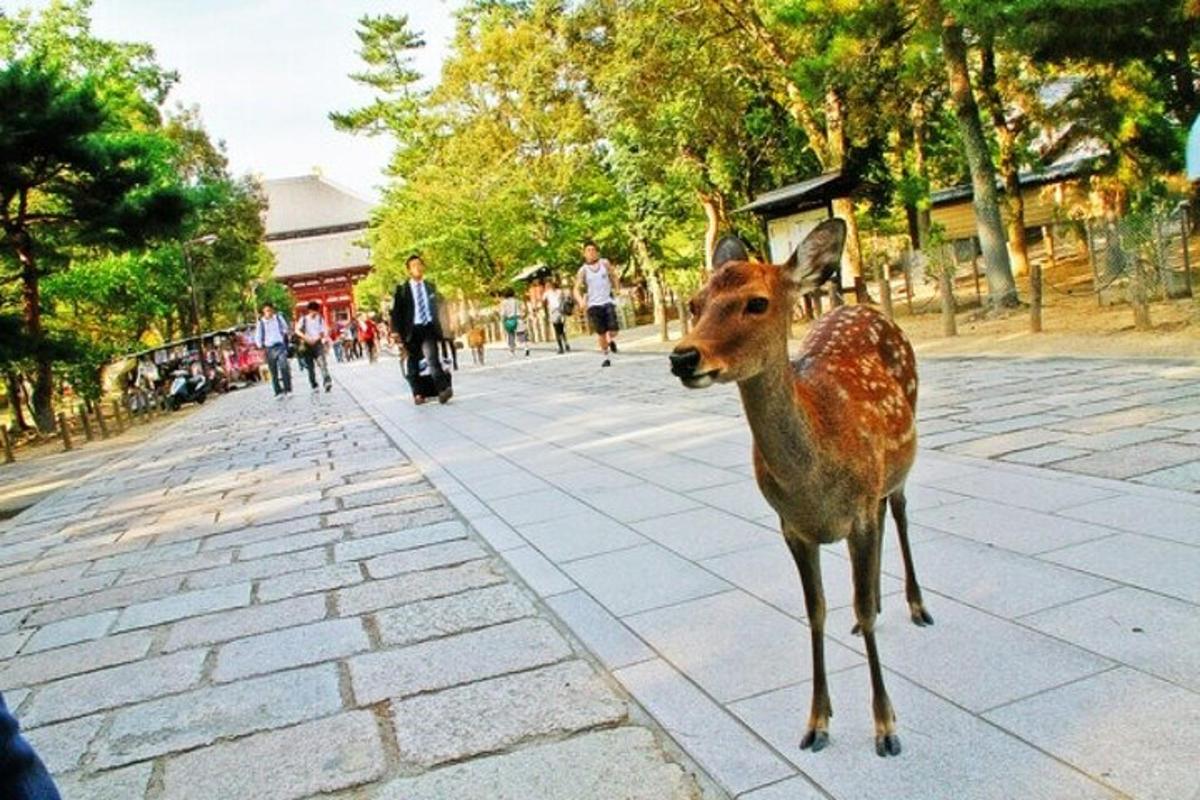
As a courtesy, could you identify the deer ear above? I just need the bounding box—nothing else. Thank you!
[784,219,846,291]
[712,235,750,270]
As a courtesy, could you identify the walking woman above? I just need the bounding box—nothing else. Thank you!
[499,288,529,357]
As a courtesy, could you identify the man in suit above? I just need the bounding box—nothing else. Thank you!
[390,254,452,405]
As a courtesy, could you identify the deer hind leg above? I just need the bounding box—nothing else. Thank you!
[848,528,901,757]
[785,533,832,752]
[890,488,934,626]
[851,498,887,636]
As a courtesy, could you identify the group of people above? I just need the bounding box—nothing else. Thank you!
[253,301,381,400]
[249,241,623,407]
[493,240,622,366]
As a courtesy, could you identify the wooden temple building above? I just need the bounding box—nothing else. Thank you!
[263,175,374,325]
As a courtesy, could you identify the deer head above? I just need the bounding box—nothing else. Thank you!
[670,219,846,387]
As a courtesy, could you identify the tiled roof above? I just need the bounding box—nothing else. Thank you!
[262,175,373,237]
[267,229,370,279]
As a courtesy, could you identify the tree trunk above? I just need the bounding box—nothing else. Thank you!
[911,101,933,250]
[940,17,1018,308]
[3,369,33,432]
[825,88,863,286]
[979,39,1030,278]
[15,237,56,433]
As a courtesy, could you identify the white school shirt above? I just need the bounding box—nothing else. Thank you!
[410,280,433,325]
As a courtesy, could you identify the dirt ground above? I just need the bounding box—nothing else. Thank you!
[896,291,1199,361]
[891,255,1199,360]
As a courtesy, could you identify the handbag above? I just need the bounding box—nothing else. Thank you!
[503,316,519,333]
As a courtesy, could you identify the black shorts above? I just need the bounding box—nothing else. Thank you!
[587,304,619,335]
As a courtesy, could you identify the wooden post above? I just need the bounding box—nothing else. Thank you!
[940,246,958,337]
[878,259,894,320]
[1086,221,1102,306]
[1030,261,1043,333]
[1181,207,1194,299]
[903,244,915,316]
[78,406,94,442]
[1042,225,1057,270]
[111,399,124,432]
[96,404,109,438]
[0,426,13,464]
[1131,257,1153,330]
[58,413,73,451]
[677,299,690,336]
[971,249,982,306]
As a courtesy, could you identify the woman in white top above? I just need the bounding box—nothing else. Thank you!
[498,288,529,357]
[542,280,572,354]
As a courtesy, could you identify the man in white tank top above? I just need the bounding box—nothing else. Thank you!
[574,241,621,367]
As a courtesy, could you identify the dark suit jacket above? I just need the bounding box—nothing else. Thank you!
[391,279,444,344]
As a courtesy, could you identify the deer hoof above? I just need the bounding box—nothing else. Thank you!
[800,728,829,752]
[875,733,902,757]
[910,606,934,627]
[850,622,862,636]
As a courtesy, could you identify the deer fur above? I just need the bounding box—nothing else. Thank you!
[669,219,932,757]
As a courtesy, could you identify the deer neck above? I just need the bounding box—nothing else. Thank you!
[737,356,818,482]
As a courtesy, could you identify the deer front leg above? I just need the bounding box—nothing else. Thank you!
[848,529,901,757]
[785,533,832,752]
[889,488,934,626]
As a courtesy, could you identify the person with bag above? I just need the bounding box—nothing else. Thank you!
[253,302,293,399]
[358,312,380,363]
[573,240,620,367]
[543,279,573,354]
[295,300,333,393]
[499,288,529,357]
[390,254,452,405]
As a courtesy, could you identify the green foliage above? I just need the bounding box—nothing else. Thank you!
[1,2,269,430]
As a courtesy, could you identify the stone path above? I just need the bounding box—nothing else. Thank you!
[0,384,706,799]
[337,346,1200,800]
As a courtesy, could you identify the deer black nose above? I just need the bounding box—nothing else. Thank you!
[670,347,701,377]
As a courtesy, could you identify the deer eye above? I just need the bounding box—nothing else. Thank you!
[745,297,769,315]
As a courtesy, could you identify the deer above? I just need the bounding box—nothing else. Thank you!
[669,219,932,758]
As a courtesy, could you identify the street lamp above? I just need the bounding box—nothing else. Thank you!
[183,234,218,337]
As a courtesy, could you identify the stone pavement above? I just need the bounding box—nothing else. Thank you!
[0,383,707,799]
[336,345,1200,800]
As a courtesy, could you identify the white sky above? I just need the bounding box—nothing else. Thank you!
[14,0,462,200]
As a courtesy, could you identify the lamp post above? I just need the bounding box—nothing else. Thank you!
[183,234,218,337]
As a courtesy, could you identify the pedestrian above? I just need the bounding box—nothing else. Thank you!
[542,279,573,354]
[358,312,379,363]
[467,320,486,365]
[346,316,361,360]
[295,300,333,393]
[1,693,61,800]
[499,288,529,357]
[253,302,293,399]
[574,240,620,367]
[331,321,345,363]
[390,254,453,405]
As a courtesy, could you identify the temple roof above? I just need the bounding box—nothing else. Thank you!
[262,175,373,239]
[267,229,371,279]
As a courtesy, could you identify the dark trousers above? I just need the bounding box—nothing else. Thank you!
[405,325,448,397]
[553,321,569,352]
[265,344,292,395]
[1,693,62,800]
[299,342,331,389]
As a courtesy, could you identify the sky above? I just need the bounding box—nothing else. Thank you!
[13,0,463,200]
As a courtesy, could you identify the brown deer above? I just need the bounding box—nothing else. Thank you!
[669,220,932,757]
